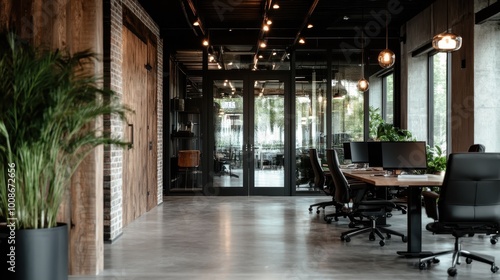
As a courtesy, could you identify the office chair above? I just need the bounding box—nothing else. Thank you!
[308,148,342,214]
[468,143,485,153]
[419,153,500,277]
[326,149,407,246]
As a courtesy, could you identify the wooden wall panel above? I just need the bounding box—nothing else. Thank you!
[450,11,474,152]
[122,26,149,227]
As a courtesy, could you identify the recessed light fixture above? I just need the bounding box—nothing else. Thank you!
[273,3,280,9]
[298,38,305,44]
[343,16,350,21]
[307,23,313,29]
[266,19,273,25]
[263,24,270,32]
[193,20,199,26]
[260,41,267,48]
[202,39,209,46]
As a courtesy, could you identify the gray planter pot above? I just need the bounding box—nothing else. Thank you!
[1,223,68,280]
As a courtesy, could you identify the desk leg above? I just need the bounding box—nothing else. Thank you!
[397,186,433,258]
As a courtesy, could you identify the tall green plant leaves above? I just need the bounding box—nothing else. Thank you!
[0,32,129,229]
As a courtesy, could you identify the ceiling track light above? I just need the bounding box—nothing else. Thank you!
[432,0,462,52]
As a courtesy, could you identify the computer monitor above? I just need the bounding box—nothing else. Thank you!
[380,141,427,171]
[367,141,383,167]
[349,142,369,164]
[342,142,352,160]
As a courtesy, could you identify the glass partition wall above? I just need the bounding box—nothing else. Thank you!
[295,51,365,192]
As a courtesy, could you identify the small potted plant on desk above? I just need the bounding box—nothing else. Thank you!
[0,32,129,280]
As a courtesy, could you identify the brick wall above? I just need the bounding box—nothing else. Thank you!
[103,0,163,241]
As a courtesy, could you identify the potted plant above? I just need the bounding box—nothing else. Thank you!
[426,145,447,175]
[0,32,128,279]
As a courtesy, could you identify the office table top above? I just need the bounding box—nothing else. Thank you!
[342,170,444,187]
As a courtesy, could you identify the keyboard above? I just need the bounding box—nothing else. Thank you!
[397,174,429,180]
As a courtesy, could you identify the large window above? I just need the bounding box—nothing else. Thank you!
[383,73,394,124]
[429,52,448,152]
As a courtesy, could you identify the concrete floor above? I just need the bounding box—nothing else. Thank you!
[70,196,500,280]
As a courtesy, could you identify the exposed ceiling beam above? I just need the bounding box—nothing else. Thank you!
[475,1,500,24]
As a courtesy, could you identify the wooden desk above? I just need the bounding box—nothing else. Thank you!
[343,171,444,258]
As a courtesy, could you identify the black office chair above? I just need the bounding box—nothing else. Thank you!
[468,143,485,153]
[419,153,500,277]
[326,149,407,246]
[308,148,341,214]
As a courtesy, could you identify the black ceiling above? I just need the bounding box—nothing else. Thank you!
[138,0,435,72]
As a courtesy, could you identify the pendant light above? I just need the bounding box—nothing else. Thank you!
[357,46,370,92]
[432,0,462,52]
[357,15,369,92]
[378,6,395,68]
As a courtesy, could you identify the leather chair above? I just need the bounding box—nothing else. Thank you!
[326,149,407,246]
[468,143,485,152]
[419,153,500,277]
[308,148,341,214]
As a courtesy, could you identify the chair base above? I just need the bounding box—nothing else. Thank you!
[308,200,338,214]
[419,237,499,277]
[340,219,407,247]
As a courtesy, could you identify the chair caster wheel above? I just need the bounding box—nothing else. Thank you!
[432,258,440,264]
[348,222,356,228]
[402,210,407,214]
[341,235,350,242]
[369,233,375,241]
[379,240,385,246]
[491,265,499,273]
[326,218,332,224]
[402,236,408,242]
[419,262,426,270]
[447,267,457,277]
[386,213,392,218]
[466,258,472,264]
[308,207,312,212]
[386,233,391,239]
[491,237,498,245]
[316,209,321,214]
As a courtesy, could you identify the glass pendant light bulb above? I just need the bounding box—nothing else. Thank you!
[378,49,395,68]
[357,78,369,92]
[432,32,462,52]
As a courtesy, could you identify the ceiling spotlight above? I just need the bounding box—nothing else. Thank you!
[202,39,209,46]
[193,20,199,26]
[298,38,305,44]
[343,16,350,21]
[258,55,263,59]
[260,41,267,48]
[272,52,277,56]
[273,3,280,9]
[266,19,273,25]
[307,23,313,29]
[263,24,270,32]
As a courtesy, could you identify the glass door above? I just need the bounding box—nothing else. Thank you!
[207,72,290,195]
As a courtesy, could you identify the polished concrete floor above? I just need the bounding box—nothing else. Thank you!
[70,196,500,280]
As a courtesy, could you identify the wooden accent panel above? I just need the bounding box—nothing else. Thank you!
[406,6,431,52]
[122,26,149,227]
[450,11,474,153]
[147,41,158,211]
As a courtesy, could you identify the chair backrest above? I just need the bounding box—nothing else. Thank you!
[178,150,200,167]
[468,144,485,153]
[438,153,500,223]
[309,148,325,188]
[326,149,352,204]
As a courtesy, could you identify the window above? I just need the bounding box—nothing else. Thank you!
[383,73,394,124]
[428,52,448,152]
